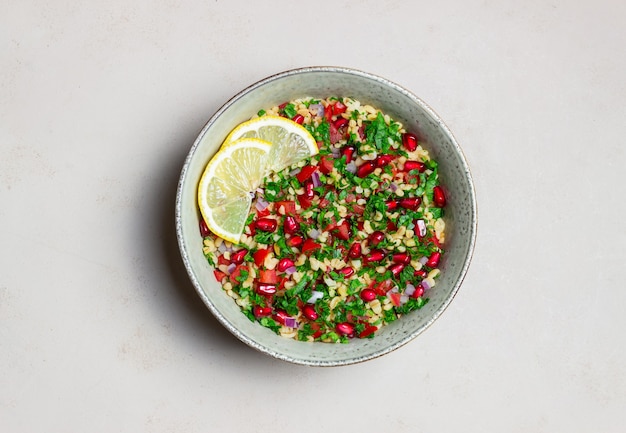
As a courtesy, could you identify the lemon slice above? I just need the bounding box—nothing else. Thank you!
[197,138,271,243]
[223,115,318,172]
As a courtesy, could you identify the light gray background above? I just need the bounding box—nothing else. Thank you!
[2,1,624,432]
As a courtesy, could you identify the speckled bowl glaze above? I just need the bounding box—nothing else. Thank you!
[176,67,477,366]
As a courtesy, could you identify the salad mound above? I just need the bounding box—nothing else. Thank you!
[200,97,447,342]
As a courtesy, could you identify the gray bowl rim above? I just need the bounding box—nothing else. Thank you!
[175,65,477,366]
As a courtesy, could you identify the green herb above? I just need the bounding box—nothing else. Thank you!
[257,109,266,117]
[282,103,297,119]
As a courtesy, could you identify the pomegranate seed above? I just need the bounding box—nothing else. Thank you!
[334,117,349,128]
[375,154,394,167]
[302,304,318,321]
[255,218,277,232]
[386,200,399,211]
[402,132,418,151]
[273,309,290,325]
[392,252,411,264]
[341,145,356,163]
[369,231,385,246]
[199,219,211,237]
[335,322,355,337]
[304,181,314,198]
[399,197,422,210]
[433,186,446,207]
[410,286,425,299]
[426,251,441,268]
[277,258,295,272]
[414,269,427,278]
[339,267,355,278]
[360,288,377,302]
[284,215,299,234]
[364,249,385,263]
[292,114,304,124]
[256,283,277,296]
[348,242,362,258]
[287,236,304,247]
[389,263,405,277]
[253,305,272,318]
[356,161,376,178]
[231,249,248,264]
[387,220,397,231]
[404,160,426,172]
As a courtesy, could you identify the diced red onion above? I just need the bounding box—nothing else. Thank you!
[417,219,427,237]
[310,103,324,117]
[307,290,324,303]
[218,242,228,253]
[421,279,432,290]
[309,228,320,239]
[419,256,429,265]
[284,317,298,328]
[285,266,297,275]
[311,171,322,188]
[390,182,398,192]
[405,283,416,296]
[290,167,301,176]
[345,161,357,174]
[227,263,236,274]
[331,146,341,158]
[400,294,409,305]
[255,197,269,211]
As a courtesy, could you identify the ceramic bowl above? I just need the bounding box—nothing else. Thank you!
[175,66,477,366]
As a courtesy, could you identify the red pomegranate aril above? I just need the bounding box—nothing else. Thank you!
[334,117,349,128]
[399,197,422,210]
[199,219,211,237]
[335,322,355,337]
[230,248,248,264]
[376,154,394,167]
[411,286,425,299]
[255,218,277,232]
[426,251,441,268]
[277,258,295,272]
[304,181,314,198]
[341,145,356,163]
[392,252,411,264]
[404,160,426,172]
[302,304,318,321]
[386,200,399,211]
[360,288,377,302]
[414,269,427,278]
[389,263,405,277]
[348,242,362,258]
[357,161,376,178]
[339,267,355,278]
[253,305,272,318]
[256,283,277,296]
[292,114,304,124]
[369,231,385,246]
[287,235,304,247]
[284,215,299,234]
[433,185,446,207]
[273,309,290,325]
[364,249,385,263]
[402,132,418,151]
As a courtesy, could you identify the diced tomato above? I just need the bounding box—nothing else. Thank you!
[372,279,393,296]
[296,165,317,183]
[259,269,278,284]
[430,234,442,248]
[352,204,365,215]
[228,265,249,285]
[276,200,296,215]
[319,198,330,208]
[318,155,335,174]
[253,248,271,267]
[332,100,347,115]
[256,207,271,218]
[309,322,324,339]
[324,105,333,121]
[297,194,313,209]
[301,238,321,254]
[329,122,343,144]
[358,325,378,339]
[217,255,230,267]
[334,220,351,241]
[213,269,227,282]
[388,292,402,307]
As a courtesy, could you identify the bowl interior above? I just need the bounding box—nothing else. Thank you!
[176,67,476,366]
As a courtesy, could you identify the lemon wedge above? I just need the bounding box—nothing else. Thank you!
[222,115,318,172]
[197,138,271,243]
